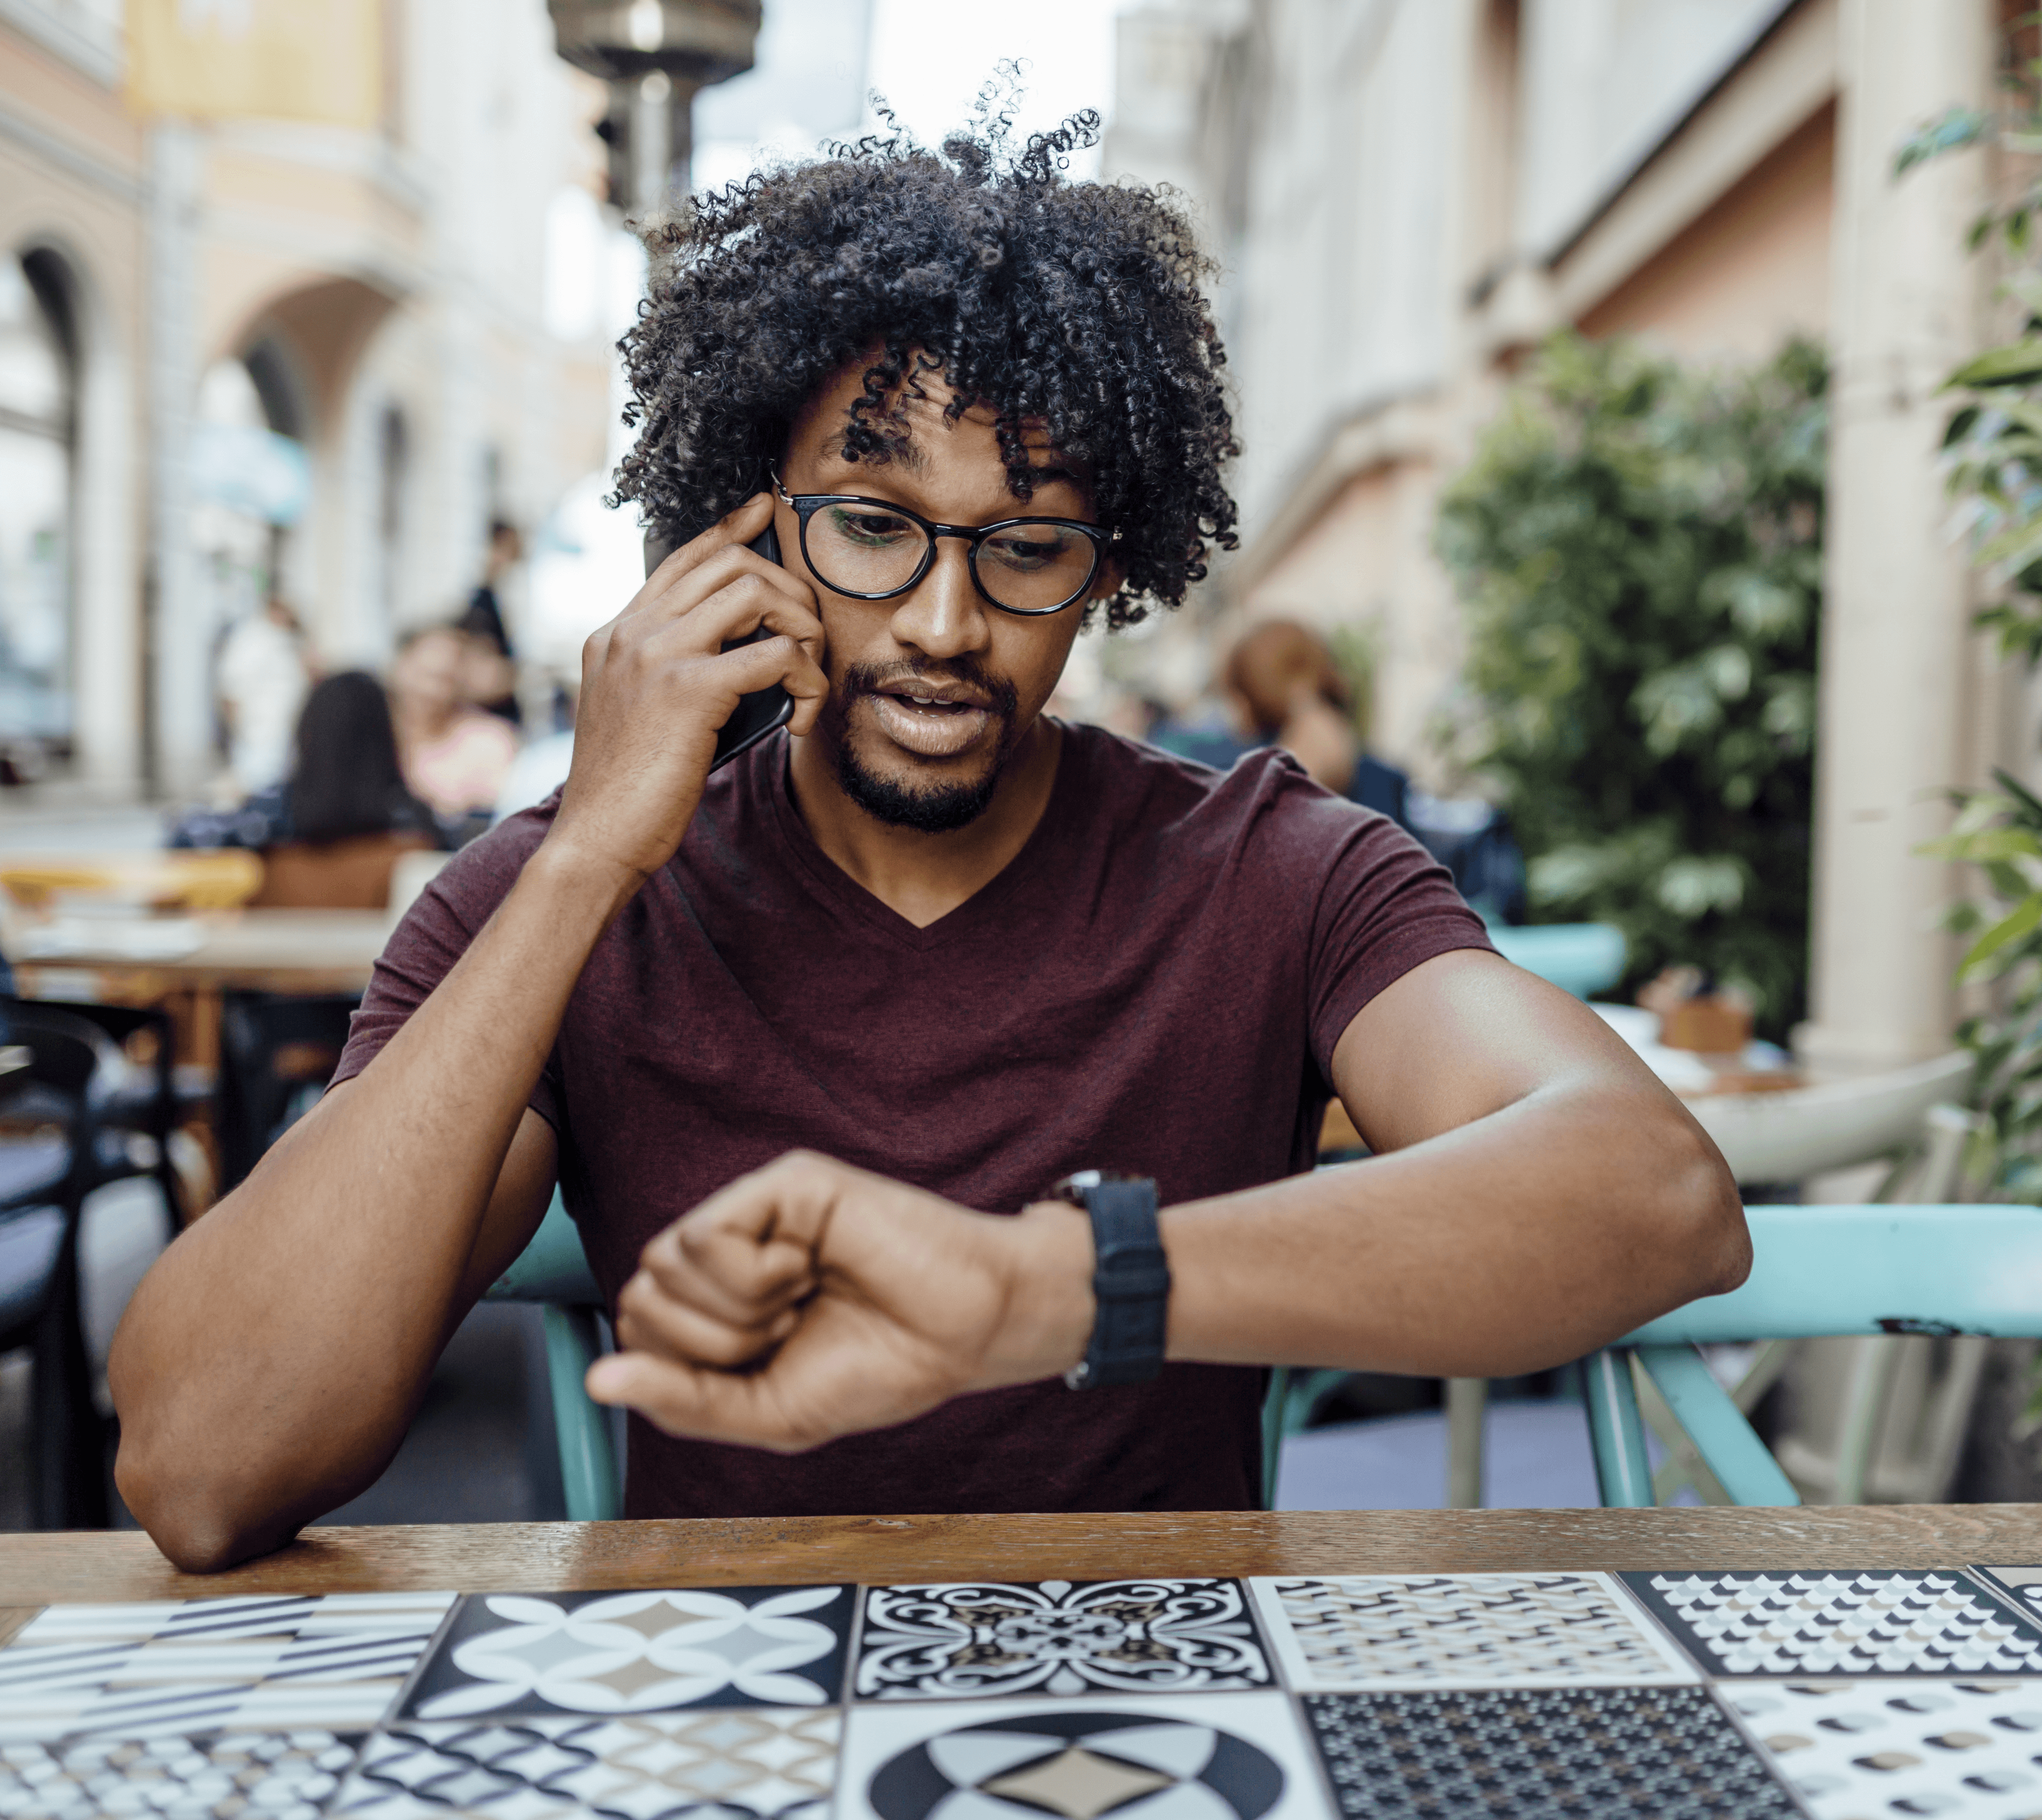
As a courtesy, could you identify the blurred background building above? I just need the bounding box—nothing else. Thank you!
[1106,0,2000,1073]
[0,0,622,803]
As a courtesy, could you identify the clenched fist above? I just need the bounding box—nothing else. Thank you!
[584,1152,1097,1451]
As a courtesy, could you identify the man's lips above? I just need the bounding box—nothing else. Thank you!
[860,680,1000,758]
[872,681,992,712]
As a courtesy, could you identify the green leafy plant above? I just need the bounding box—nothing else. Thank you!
[1435,333,1826,1036]
[1921,777,2042,1199]
[1897,23,2042,665]
[1901,31,2042,1198]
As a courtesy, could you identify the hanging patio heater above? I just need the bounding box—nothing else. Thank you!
[547,0,762,213]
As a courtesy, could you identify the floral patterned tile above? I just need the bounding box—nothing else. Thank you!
[331,1708,840,1818]
[1621,1571,2042,1678]
[0,1593,454,1742]
[854,1579,1273,1700]
[1302,1687,1801,1819]
[1248,1573,1699,1691]
[839,1690,1330,1820]
[0,1727,361,1818]
[399,1587,852,1722]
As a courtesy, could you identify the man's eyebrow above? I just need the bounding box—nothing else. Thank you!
[1026,462,1086,491]
[827,430,929,475]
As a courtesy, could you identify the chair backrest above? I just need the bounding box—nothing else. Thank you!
[490,1191,603,1306]
[1621,1204,2042,1346]
[486,1190,618,1521]
[1589,1201,2042,1510]
[252,832,434,911]
[1485,922,1626,1000]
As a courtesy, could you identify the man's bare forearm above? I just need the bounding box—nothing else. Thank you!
[111,841,640,1568]
[1156,1077,1746,1377]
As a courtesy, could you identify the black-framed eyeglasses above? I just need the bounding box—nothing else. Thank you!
[773,471,1116,617]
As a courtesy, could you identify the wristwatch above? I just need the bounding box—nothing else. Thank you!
[1048,1171,1170,1389]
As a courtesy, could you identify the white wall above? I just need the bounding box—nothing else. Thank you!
[1229,0,1460,533]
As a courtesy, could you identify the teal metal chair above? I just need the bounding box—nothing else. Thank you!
[1584,1203,2042,1508]
[1485,922,1626,1001]
[485,1190,622,1521]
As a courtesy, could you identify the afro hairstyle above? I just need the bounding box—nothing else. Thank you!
[609,84,1240,630]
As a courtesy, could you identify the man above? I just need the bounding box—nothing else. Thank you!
[112,116,1745,1572]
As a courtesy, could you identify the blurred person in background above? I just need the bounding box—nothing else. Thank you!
[389,625,518,839]
[171,671,440,868]
[1151,618,1411,826]
[1227,619,1409,824]
[214,595,310,794]
[459,520,524,726]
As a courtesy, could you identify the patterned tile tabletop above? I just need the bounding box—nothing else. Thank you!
[1249,1572,1698,1690]
[333,1709,841,1818]
[1725,1677,2042,1819]
[0,1593,454,1743]
[855,1580,1271,1700]
[400,1585,853,1721]
[1971,1564,2042,1627]
[6,1567,2042,1818]
[1620,1570,2042,1679]
[1303,1686,1801,1819]
[838,1691,1326,1820]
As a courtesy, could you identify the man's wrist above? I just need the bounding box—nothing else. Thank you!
[990,1203,1096,1389]
[524,829,661,926]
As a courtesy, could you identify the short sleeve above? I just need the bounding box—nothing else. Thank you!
[329,805,563,1129]
[1286,779,1495,1078]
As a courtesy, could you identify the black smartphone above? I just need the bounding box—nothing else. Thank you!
[642,519,797,771]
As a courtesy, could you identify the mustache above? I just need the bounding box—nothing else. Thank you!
[838,659,1020,719]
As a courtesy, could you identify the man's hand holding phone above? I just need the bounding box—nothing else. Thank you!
[547,492,828,890]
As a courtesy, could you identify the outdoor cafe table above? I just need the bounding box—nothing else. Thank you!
[9,906,390,1004]
[6,1505,2042,1639]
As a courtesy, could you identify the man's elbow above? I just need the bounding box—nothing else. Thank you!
[1648,1113,1750,1299]
[115,1434,295,1574]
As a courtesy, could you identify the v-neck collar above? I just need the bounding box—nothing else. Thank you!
[759,722,1083,953]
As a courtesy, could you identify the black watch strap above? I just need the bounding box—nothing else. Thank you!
[1050,1172,1169,1389]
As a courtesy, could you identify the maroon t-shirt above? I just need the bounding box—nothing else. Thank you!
[333,722,1492,1517]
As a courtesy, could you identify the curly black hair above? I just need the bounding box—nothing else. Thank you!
[610,83,1239,630]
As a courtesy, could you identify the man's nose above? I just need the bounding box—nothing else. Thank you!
[886,537,992,662]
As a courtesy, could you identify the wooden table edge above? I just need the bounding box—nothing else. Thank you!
[6,1506,2042,1608]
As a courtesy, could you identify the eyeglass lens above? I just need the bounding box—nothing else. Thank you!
[804,502,1096,612]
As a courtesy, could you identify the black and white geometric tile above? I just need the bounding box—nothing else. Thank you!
[0,1593,454,1742]
[330,1707,841,1818]
[1621,1571,2042,1678]
[1249,1573,1698,1691]
[838,1692,1331,1820]
[1969,1565,2042,1629]
[855,1580,1273,1700]
[400,1587,852,1721]
[1725,1677,2042,1819]
[0,1727,362,1818]
[1301,1687,1803,1819]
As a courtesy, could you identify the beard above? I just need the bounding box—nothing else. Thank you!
[821,658,1023,833]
